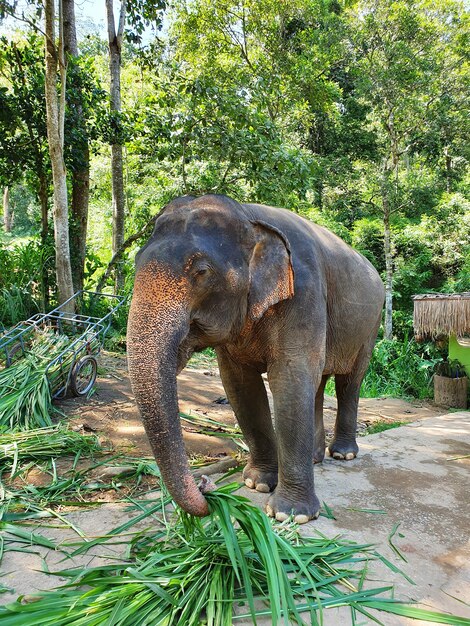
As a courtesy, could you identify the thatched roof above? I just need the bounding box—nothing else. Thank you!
[413,293,470,339]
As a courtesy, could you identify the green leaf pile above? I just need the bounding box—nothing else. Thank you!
[0,330,71,429]
[0,484,469,625]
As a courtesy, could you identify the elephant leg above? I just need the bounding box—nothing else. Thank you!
[314,375,329,464]
[266,361,322,523]
[216,349,278,493]
[328,338,376,460]
[328,374,361,460]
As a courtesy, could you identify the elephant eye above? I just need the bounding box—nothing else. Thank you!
[192,265,212,279]
[188,257,213,280]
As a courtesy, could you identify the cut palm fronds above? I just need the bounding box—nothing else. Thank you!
[321,501,337,519]
[347,507,387,515]
[0,424,102,471]
[388,522,407,562]
[0,484,469,625]
[180,411,244,438]
[0,331,72,429]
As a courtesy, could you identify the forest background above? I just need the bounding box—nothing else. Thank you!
[0,0,469,400]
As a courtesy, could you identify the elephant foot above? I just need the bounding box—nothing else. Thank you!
[266,489,320,524]
[328,439,358,461]
[243,463,278,493]
[313,446,325,464]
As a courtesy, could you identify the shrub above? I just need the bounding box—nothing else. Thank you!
[361,335,441,400]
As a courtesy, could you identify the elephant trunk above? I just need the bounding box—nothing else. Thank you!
[127,263,209,517]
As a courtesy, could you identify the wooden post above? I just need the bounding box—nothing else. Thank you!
[434,375,468,409]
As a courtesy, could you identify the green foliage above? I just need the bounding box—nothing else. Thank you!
[0,32,50,228]
[5,184,39,234]
[1,0,469,398]
[352,218,385,271]
[435,359,467,379]
[361,336,441,400]
[125,0,166,45]
[64,55,108,170]
[0,285,39,327]
[364,420,404,435]
[0,239,55,324]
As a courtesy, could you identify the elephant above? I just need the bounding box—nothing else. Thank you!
[127,194,385,523]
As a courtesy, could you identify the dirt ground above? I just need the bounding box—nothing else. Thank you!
[61,352,444,460]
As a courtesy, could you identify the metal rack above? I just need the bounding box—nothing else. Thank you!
[0,291,125,398]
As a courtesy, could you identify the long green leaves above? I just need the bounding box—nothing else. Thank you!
[0,331,72,429]
[1,483,469,625]
[0,424,102,471]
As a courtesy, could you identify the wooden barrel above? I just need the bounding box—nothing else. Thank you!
[434,375,468,409]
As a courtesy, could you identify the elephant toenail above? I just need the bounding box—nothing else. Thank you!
[294,514,310,524]
[345,452,355,460]
[313,510,320,520]
[256,483,270,493]
[244,478,254,489]
[266,505,274,517]
[332,452,344,460]
[275,512,289,522]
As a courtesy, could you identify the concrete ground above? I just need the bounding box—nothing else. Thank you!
[1,411,469,625]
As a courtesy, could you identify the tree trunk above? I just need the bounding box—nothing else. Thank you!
[111,142,125,290]
[38,174,50,309]
[383,199,393,340]
[380,158,394,341]
[70,155,90,291]
[434,375,467,409]
[63,0,90,293]
[39,173,49,245]
[106,0,126,294]
[3,187,10,233]
[44,0,74,310]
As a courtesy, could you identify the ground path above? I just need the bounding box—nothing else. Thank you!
[2,353,468,625]
[61,352,443,459]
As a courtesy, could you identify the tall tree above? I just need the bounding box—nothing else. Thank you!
[44,0,74,308]
[106,0,126,293]
[105,0,165,292]
[63,0,90,293]
[351,0,467,338]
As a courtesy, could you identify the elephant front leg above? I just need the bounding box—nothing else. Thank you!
[216,349,278,493]
[267,363,321,524]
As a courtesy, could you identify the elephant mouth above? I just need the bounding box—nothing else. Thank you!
[177,330,209,374]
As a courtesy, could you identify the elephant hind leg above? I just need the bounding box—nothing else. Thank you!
[328,335,377,461]
[314,375,329,464]
[328,373,361,460]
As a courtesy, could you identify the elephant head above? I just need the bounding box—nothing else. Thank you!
[127,195,294,516]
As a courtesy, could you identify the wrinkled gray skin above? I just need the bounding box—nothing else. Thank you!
[127,194,384,523]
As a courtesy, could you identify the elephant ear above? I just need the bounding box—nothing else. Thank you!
[248,220,295,320]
